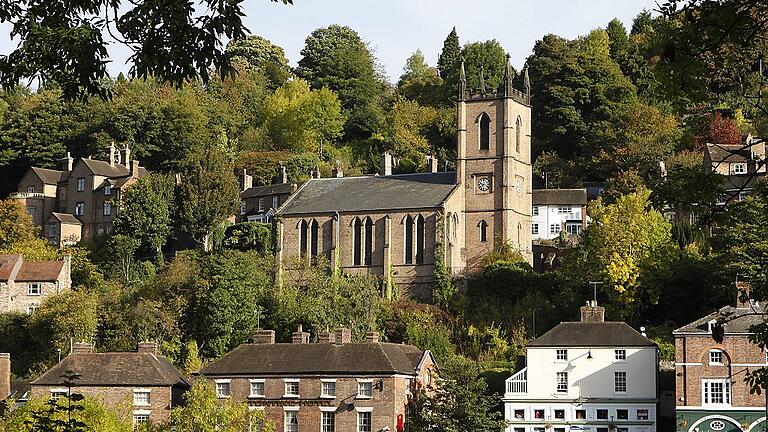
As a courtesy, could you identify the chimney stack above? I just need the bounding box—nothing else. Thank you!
[366,331,380,343]
[292,325,310,344]
[427,155,438,173]
[580,301,605,323]
[137,341,158,355]
[62,152,74,172]
[736,281,752,309]
[380,152,393,176]
[72,342,94,354]
[280,165,289,184]
[332,160,344,178]
[311,166,321,179]
[239,169,253,192]
[121,145,131,166]
[130,160,140,178]
[0,353,10,402]
[252,330,276,344]
[318,332,336,344]
[108,142,117,166]
[334,328,352,345]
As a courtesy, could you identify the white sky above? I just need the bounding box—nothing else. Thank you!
[0,0,660,83]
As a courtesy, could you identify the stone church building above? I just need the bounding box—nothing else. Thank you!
[275,60,532,300]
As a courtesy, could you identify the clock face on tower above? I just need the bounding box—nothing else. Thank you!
[477,176,491,192]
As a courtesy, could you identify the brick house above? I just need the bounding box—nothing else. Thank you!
[0,254,71,314]
[30,342,190,428]
[275,59,533,300]
[238,167,297,223]
[199,327,436,432]
[674,283,767,432]
[11,143,148,244]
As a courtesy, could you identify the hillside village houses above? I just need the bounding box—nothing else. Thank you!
[274,59,533,300]
[238,166,298,223]
[531,188,588,241]
[674,282,768,432]
[704,135,766,206]
[0,254,71,314]
[11,143,148,245]
[504,302,659,432]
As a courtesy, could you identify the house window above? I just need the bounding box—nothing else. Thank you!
[357,411,372,432]
[249,380,265,398]
[556,372,568,393]
[703,378,731,405]
[550,224,561,235]
[215,381,230,398]
[27,186,35,193]
[557,206,571,214]
[28,283,41,296]
[75,202,85,216]
[532,224,539,235]
[103,202,111,216]
[132,414,150,429]
[615,349,626,361]
[716,193,728,205]
[133,390,150,406]
[104,184,111,195]
[732,162,747,174]
[709,350,724,365]
[575,409,586,419]
[479,113,490,150]
[514,409,525,419]
[566,224,581,235]
[284,379,300,397]
[614,371,627,393]
[404,215,425,265]
[50,389,67,400]
[534,409,545,419]
[596,409,608,420]
[284,410,298,432]
[76,178,85,192]
[321,411,335,432]
[617,409,628,420]
[272,196,279,209]
[739,191,749,201]
[258,198,264,212]
[357,381,373,398]
[554,409,565,419]
[479,220,488,242]
[321,380,336,398]
[556,349,567,361]
[597,429,609,432]
[532,206,539,216]
[26,206,36,217]
[637,409,649,420]
[239,200,246,215]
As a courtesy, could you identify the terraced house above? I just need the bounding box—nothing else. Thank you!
[0,254,71,314]
[199,327,436,432]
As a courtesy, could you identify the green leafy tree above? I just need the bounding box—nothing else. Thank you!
[222,222,273,253]
[27,291,99,362]
[398,50,444,107]
[225,35,290,90]
[176,146,240,250]
[461,40,510,91]
[112,174,175,263]
[0,198,40,248]
[406,356,504,432]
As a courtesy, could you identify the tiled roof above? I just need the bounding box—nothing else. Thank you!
[200,342,427,376]
[705,142,762,163]
[674,304,766,334]
[32,353,190,387]
[277,172,458,215]
[0,255,22,280]
[49,212,82,225]
[533,188,588,205]
[80,158,131,177]
[31,167,64,185]
[528,322,656,347]
[241,183,295,199]
[15,261,64,282]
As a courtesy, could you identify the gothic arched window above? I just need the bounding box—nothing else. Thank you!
[353,217,375,266]
[310,220,319,258]
[516,116,522,153]
[479,113,490,150]
[479,220,488,242]
[415,215,425,264]
[404,215,414,264]
[364,217,374,265]
[299,220,308,257]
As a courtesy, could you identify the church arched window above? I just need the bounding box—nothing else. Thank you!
[415,215,425,264]
[353,217,374,266]
[478,220,488,242]
[310,220,319,258]
[479,113,490,150]
[516,116,522,153]
[404,215,414,264]
[364,217,374,265]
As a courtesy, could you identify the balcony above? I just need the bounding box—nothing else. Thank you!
[505,367,527,396]
[10,192,45,200]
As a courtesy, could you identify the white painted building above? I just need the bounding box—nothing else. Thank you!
[531,189,588,241]
[504,302,659,432]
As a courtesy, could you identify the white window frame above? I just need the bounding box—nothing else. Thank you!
[356,379,373,399]
[272,196,279,209]
[103,202,111,216]
[132,388,151,406]
[615,349,627,361]
[284,408,299,432]
[556,372,568,393]
[531,224,539,235]
[214,379,231,398]
[702,378,731,406]
[739,191,749,201]
[637,409,649,420]
[550,224,561,235]
[555,349,567,361]
[27,283,41,296]
[50,388,68,401]
[283,378,300,398]
[709,349,724,365]
[532,206,539,216]
[76,178,85,192]
[104,184,111,196]
[356,408,373,432]
[614,371,627,393]
[557,206,572,214]
[258,198,265,212]
[732,162,747,174]
[248,379,265,398]
[320,408,336,432]
[132,412,151,429]
[75,202,85,216]
[320,379,336,399]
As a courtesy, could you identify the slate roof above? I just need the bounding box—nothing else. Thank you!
[528,322,656,347]
[31,167,64,185]
[277,172,458,215]
[241,183,295,199]
[49,212,82,225]
[532,188,588,205]
[705,143,761,163]
[80,159,131,177]
[200,342,427,376]
[674,303,766,334]
[32,353,190,387]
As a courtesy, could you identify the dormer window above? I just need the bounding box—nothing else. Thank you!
[709,349,724,365]
[732,163,747,174]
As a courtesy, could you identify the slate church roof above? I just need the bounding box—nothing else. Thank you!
[277,172,458,215]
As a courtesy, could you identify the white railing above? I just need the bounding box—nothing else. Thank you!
[10,192,44,199]
[505,367,527,395]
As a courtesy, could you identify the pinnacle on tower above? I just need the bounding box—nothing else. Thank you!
[503,54,514,96]
[458,57,466,101]
[479,65,486,94]
[524,65,531,97]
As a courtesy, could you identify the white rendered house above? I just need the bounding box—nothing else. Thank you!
[504,302,659,432]
[531,189,588,241]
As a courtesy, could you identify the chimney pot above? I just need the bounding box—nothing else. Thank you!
[72,342,94,354]
[253,330,276,344]
[334,328,352,345]
[0,353,10,401]
[280,165,289,184]
[380,152,393,176]
[366,331,380,343]
[580,304,605,323]
[427,155,438,173]
[137,341,158,355]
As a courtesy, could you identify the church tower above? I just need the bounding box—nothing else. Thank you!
[456,57,532,267]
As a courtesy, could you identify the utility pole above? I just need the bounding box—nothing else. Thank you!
[542,172,550,189]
